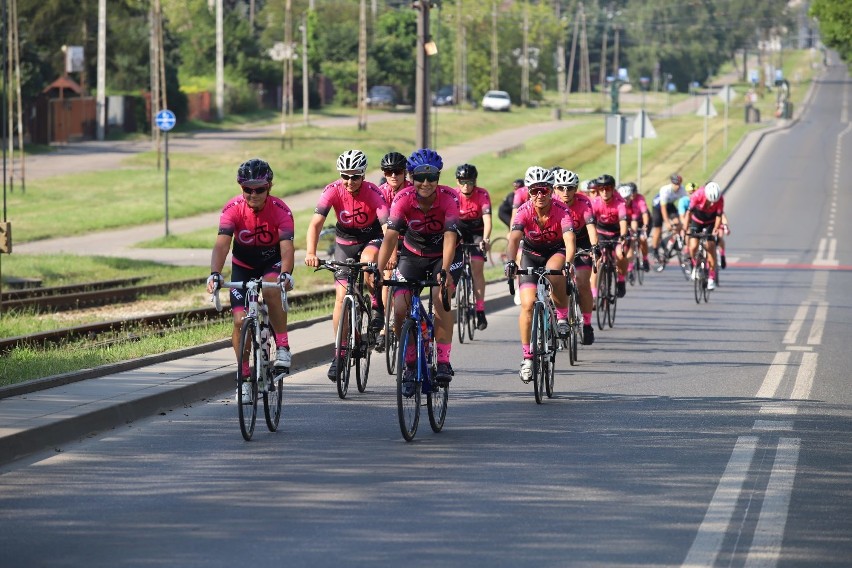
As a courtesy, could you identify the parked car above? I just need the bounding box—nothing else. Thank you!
[481,90,512,112]
[366,85,397,107]
[433,85,471,106]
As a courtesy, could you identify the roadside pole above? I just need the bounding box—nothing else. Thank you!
[155,109,176,236]
[696,96,717,173]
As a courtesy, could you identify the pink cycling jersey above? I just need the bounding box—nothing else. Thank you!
[688,187,725,225]
[315,180,388,245]
[511,199,575,254]
[563,195,596,242]
[218,195,295,269]
[387,185,460,257]
[512,185,529,209]
[379,179,413,207]
[457,186,492,234]
[629,193,649,222]
[592,194,628,237]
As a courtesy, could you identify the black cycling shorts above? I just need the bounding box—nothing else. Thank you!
[651,203,678,228]
[229,259,282,312]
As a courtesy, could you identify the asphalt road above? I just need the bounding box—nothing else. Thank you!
[0,66,850,567]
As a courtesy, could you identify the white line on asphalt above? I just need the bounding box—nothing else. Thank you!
[783,304,810,345]
[789,352,818,401]
[759,405,797,416]
[743,438,801,568]
[761,257,789,265]
[682,436,759,568]
[752,420,794,431]
[807,301,828,346]
[785,346,812,351]
[756,352,792,399]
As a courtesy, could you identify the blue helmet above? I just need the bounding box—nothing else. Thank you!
[407,148,443,174]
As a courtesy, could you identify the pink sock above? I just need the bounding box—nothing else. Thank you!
[275,332,289,348]
[522,343,532,359]
[555,307,568,320]
[591,288,598,299]
[405,342,417,365]
[475,299,485,311]
[583,312,592,325]
[617,275,625,283]
[241,362,251,376]
[437,343,452,364]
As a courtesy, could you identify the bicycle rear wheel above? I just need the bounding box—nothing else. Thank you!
[396,319,421,441]
[335,297,354,399]
[237,317,259,441]
[694,262,705,304]
[568,293,580,365]
[426,339,448,432]
[608,274,617,329]
[384,298,397,375]
[488,237,509,267]
[531,303,546,404]
[465,275,476,341]
[456,275,469,343]
[262,323,283,432]
[544,317,556,398]
[596,267,609,331]
[702,262,711,303]
[355,295,372,393]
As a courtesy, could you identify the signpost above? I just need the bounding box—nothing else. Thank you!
[155,109,176,236]
[633,109,657,192]
[695,97,717,172]
[605,114,629,184]
[717,85,735,151]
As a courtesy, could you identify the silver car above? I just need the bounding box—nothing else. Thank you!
[481,90,511,112]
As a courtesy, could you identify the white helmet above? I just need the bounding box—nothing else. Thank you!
[705,181,721,203]
[617,184,633,199]
[524,166,554,187]
[337,149,367,173]
[579,179,591,192]
[554,169,580,187]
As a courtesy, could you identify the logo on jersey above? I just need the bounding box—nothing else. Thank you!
[408,214,444,233]
[238,225,275,246]
[339,206,369,226]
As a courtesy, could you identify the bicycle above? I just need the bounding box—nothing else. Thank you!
[509,267,562,404]
[318,225,337,258]
[487,236,509,267]
[381,274,451,442]
[315,259,379,398]
[213,277,289,441]
[627,228,645,286]
[565,248,596,366]
[382,282,399,375]
[688,230,717,304]
[654,222,691,281]
[595,238,620,331]
[455,242,480,343]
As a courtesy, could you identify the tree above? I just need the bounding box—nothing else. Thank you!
[811,0,852,63]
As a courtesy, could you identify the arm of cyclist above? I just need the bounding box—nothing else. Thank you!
[278,239,295,291]
[304,213,326,268]
[440,229,458,287]
[376,227,401,279]
[206,234,232,293]
[480,213,493,252]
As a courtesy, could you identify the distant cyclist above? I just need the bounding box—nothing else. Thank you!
[206,158,295,398]
[505,166,576,383]
[553,167,599,345]
[677,182,698,228]
[498,178,524,229]
[686,181,725,290]
[376,148,461,385]
[454,163,492,330]
[650,173,687,261]
[304,149,389,381]
[626,182,651,270]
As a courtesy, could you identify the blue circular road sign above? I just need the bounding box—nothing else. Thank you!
[155,109,176,131]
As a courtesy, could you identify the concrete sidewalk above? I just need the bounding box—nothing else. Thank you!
[0,283,515,466]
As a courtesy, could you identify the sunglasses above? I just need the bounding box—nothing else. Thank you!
[554,185,578,192]
[412,172,440,183]
[241,186,269,195]
[340,173,364,181]
[528,185,552,196]
[382,169,404,176]
[457,179,475,186]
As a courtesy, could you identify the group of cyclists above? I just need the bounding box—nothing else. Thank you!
[206,153,729,402]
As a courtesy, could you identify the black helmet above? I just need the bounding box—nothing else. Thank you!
[237,158,274,185]
[627,182,638,194]
[513,178,524,188]
[670,173,683,185]
[455,163,478,180]
[380,151,407,171]
[597,174,616,188]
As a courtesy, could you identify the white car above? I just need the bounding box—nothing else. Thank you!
[481,90,512,112]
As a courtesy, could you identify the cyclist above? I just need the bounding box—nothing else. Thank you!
[552,168,599,345]
[618,183,642,284]
[650,173,687,261]
[591,174,629,299]
[206,158,295,402]
[454,163,492,330]
[498,179,524,229]
[374,151,412,353]
[627,182,651,271]
[505,166,576,383]
[677,182,698,228]
[376,148,461,385]
[509,178,530,227]
[304,149,389,381]
[686,181,725,290]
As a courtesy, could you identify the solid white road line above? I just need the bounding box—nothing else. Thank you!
[782,303,810,345]
[806,301,828,346]
[755,352,792,399]
[789,352,818,401]
[682,436,758,568]
[744,438,801,568]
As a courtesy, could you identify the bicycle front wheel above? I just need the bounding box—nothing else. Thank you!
[568,293,580,366]
[397,319,421,441]
[465,275,476,341]
[355,294,372,393]
[384,299,397,375]
[544,315,556,398]
[608,274,617,329]
[456,275,469,344]
[335,297,354,399]
[262,323,283,432]
[237,317,259,441]
[531,303,546,404]
[694,262,704,304]
[488,237,509,267]
[596,267,609,331]
[427,339,448,432]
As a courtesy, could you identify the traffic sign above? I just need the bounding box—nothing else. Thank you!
[155,109,176,131]
[695,97,718,118]
[632,110,657,139]
[716,85,736,102]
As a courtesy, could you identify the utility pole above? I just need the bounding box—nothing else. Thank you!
[249,0,255,29]
[454,0,462,109]
[300,13,309,126]
[357,0,367,130]
[490,0,498,90]
[579,3,591,95]
[414,1,432,149]
[216,0,223,120]
[521,1,529,106]
[149,2,161,168]
[612,24,619,80]
[565,2,580,108]
[599,9,609,108]
[556,1,565,109]
[281,0,292,146]
[10,0,22,192]
[96,0,106,140]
